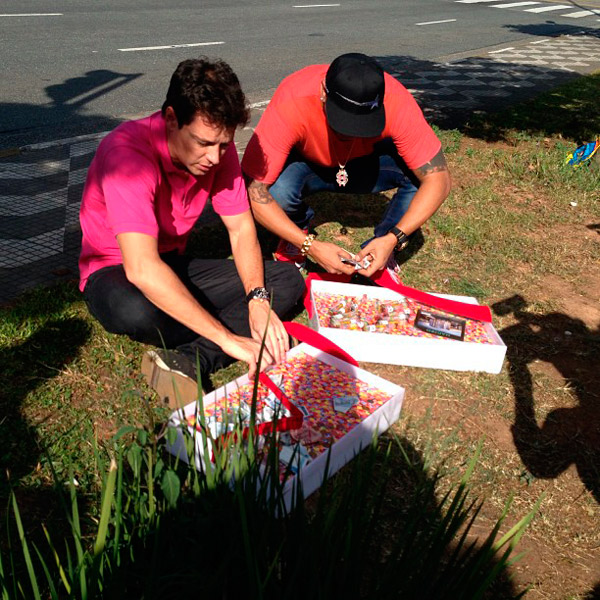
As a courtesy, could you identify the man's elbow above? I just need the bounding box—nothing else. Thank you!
[122,257,155,291]
[441,171,452,200]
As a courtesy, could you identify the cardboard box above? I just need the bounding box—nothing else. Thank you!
[308,280,506,374]
[166,343,404,510]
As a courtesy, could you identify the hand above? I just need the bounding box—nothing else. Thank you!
[220,333,275,381]
[308,240,357,275]
[355,235,396,277]
[248,300,289,363]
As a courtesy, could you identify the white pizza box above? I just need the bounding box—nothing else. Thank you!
[166,342,404,511]
[308,279,506,374]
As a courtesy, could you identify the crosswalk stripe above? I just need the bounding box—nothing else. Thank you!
[492,2,540,7]
[562,9,600,17]
[524,4,571,12]
[455,0,499,3]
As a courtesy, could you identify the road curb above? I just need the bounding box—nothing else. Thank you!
[20,131,109,153]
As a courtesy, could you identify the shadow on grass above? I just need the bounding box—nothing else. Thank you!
[80,437,523,599]
[0,285,90,494]
[493,295,600,502]
[585,581,600,599]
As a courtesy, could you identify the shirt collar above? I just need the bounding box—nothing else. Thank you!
[150,111,181,175]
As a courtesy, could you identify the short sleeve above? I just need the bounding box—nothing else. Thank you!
[210,143,250,216]
[241,103,299,184]
[100,144,160,238]
[385,77,442,170]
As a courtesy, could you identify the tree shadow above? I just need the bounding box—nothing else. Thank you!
[0,69,142,149]
[0,286,91,498]
[0,69,143,303]
[373,48,599,142]
[92,436,524,598]
[504,22,600,40]
[493,295,600,502]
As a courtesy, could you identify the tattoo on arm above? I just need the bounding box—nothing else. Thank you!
[414,149,448,178]
[248,181,274,205]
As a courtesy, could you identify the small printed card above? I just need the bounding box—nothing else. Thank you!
[333,395,359,413]
[279,443,312,474]
[290,423,323,445]
[414,309,466,341]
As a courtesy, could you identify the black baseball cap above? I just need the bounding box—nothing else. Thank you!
[324,53,385,138]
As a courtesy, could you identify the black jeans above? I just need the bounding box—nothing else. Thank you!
[83,254,305,375]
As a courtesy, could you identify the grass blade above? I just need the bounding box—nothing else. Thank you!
[10,493,42,600]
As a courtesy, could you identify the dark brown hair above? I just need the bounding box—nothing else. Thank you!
[162,57,250,130]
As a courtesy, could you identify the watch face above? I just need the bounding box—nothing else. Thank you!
[396,238,410,251]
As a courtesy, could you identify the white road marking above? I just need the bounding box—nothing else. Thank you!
[530,38,550,43]
[293,3,340,7]
[0,13,62,17]
[119,41,224,52]
[455,1,498,3]
[492,2,540,8]
[562,9,600,17]
[488,47,515,53]
[416,18,457,25]
[524,4,571,12]
[249,100,270,109]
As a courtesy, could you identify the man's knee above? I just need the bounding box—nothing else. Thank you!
[266,262,305,310]
[104,291,161,339]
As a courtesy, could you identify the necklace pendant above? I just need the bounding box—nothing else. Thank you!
[336,166,349,187]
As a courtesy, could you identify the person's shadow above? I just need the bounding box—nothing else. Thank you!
[493,295,600,502]
[0,289,90,495]
[95,436,522,599]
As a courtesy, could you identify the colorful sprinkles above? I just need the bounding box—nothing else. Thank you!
[313,292,494,344]
[185,352,394,460]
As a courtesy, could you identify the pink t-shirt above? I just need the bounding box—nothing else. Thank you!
[79,111,249,291]
[242,64,441,184]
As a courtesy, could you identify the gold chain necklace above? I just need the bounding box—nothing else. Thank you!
[331,138,356,187]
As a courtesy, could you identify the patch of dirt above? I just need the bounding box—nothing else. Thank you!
[360,248,600,599]
[534,273,600,330]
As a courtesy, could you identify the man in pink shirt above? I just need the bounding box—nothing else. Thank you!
[79,58,304,406]
[242,53,451,277]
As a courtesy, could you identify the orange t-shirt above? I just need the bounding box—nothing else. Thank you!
[241,64,441,184]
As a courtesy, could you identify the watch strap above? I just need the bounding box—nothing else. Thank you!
[246,286,271,303]
[388,226,410,251]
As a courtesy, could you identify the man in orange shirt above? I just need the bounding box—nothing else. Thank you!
[241,53,451,277]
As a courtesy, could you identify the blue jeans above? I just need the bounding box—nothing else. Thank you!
[269,142,418,246]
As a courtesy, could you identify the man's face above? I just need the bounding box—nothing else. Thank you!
[165,107,234,176]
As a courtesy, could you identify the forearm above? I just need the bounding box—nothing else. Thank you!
[229,217,265,294]
[396,172,451,235]
[396,149,452,235]
[247,180,307,248]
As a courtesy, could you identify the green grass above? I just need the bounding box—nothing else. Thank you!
[1,70,600,599]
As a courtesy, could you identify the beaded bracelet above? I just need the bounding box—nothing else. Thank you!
[300,233,316,257]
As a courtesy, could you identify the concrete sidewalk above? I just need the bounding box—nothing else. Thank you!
[2,33,600,305]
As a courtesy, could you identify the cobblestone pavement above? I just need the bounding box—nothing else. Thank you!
[2,32,600,304]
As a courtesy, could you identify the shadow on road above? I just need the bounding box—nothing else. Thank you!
[0,69,142,149]
[505,21,600,40]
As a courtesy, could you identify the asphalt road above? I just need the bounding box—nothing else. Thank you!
[1,0,599,148]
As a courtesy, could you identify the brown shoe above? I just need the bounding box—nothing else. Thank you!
[141,350,203,410]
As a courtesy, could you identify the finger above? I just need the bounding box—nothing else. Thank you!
[280,328,290,353]
[258,349,275,373]
[334,263,356,276]
[247,360,256,381]
[275,328,289,358]
[266,334,282,364]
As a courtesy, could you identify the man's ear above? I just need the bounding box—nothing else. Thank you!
[164,106,178,130]
[320,80,326,103]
